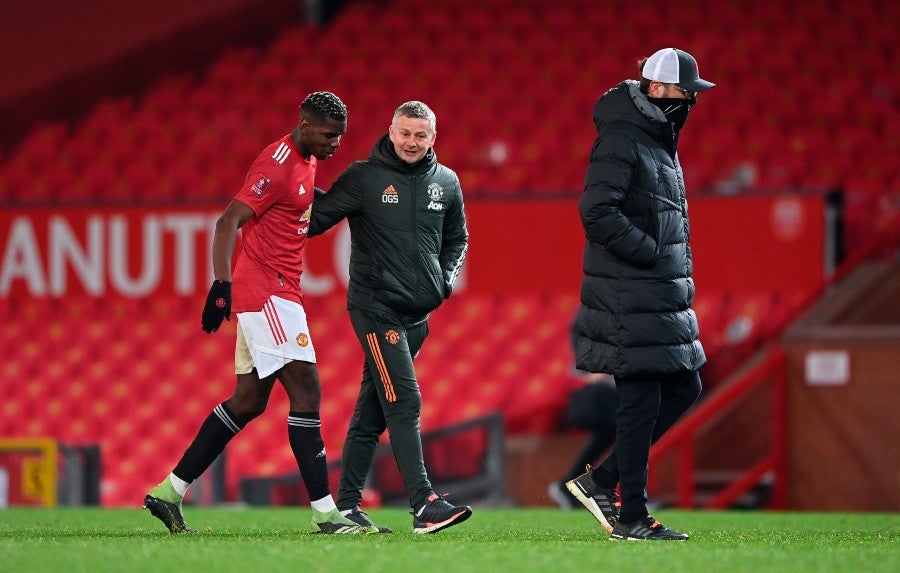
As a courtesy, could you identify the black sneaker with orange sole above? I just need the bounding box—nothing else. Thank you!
[411,494,472,534]
[609,515,689,541]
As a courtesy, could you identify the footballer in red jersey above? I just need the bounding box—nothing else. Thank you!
[231,134,317,312]
[145,92,371,535]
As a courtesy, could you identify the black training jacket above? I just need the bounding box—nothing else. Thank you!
[575,80,706,377]
[309,133,468,322]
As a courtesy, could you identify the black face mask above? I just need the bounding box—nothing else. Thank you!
[647,97,695,132]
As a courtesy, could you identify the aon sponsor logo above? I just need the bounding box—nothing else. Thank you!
[427,200,445,211]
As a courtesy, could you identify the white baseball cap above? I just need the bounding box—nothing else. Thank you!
[642,48,715,92]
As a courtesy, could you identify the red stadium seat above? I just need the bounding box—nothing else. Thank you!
[2,0,895,506]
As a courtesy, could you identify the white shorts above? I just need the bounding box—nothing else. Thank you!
[235,296,316,378]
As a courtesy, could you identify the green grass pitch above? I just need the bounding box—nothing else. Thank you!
[1,507,897,572]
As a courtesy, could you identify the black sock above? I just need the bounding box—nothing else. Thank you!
[172,402,244,483]
[288,411,330,502]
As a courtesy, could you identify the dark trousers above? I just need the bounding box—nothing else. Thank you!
[597,370,702,523]
[337,308,432,510]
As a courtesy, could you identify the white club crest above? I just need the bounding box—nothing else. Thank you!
[427,183,444,201]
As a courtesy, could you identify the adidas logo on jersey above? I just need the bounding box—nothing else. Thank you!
[382,185,399,204]
[272,142,291,164]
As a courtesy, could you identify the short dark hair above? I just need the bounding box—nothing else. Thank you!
[300,91,348,122]
[636,57,651,94]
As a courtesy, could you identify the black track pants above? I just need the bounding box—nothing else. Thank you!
[597,370,702,523]
[336,308,432,510]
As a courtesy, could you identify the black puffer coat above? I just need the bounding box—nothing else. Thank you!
[575,80,706,377]
[309,134,468,323]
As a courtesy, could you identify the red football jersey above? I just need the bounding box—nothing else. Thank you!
[230,135,316,312]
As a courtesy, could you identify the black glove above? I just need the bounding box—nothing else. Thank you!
[201,280,231,333]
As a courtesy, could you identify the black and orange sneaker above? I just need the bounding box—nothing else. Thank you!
[411,493,472,534]
[565,464,620,532]
[609,515,689,541]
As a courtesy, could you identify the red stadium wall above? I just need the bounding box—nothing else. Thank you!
[0,196,827,505]
[0,195,826,300]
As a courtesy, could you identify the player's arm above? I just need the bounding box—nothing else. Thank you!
[439,177,469,298]
[201,200,255,333]
[211,200,255,281]
[578,132,658,268]
[308,163,364,237]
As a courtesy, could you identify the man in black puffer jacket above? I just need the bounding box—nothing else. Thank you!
[309,101,470,534]
[564,48,714,542]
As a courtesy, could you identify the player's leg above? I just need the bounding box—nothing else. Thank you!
[550,381,619,531]
[277,359,365,533]
[607,370,701,541]
[334,362,393,532]
[568,375,659,532]
[604,375,688,541]
[175,371,275,483]
[332,356,397,533]
[593,370,699,490]
[348,309,432,505]
[250,296,362,533]
[278,359,327,502]
[336,360,387,509]
[348,309,471,533]
[145,322,275,533]
[651,370,702,441]
[607,375,660,524]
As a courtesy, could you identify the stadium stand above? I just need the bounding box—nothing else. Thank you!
[0,287,805,506]
[0,0,896,506]
[0,0,895,229]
